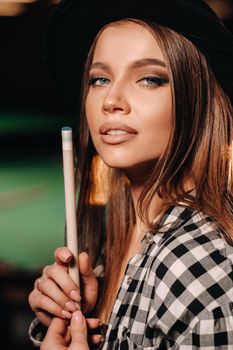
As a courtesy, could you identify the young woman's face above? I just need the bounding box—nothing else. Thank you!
[85,22,172,175]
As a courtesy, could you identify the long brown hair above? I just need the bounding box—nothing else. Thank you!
[75,19,233,322]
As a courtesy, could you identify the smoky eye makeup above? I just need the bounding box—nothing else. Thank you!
[136,74,169,87]
[88,69,110,85]
[88,76,110,86]
[134,66,169,88]
[87,63,170,88]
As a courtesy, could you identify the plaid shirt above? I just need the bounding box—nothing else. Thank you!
[102,206,233,349]
[29,205,233,349]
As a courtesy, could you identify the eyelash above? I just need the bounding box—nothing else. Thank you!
[88,76,110,86]
[88,75,169,88]
[138,76,169,87]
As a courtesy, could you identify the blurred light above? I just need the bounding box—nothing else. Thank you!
[0,0,37,16]
[205,0,233,19]
[0,3,25,16]
[0,0,37,3]
[89,155,110,205]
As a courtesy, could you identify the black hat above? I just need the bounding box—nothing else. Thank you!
[46,0,233,114]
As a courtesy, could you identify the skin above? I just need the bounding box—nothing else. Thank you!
[86,23,171,174]
[28,249,102,346]
[86,21,172,232]
[41,311,90,350]
[32,22,172,348]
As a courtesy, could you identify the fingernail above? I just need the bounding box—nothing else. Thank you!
[62,253,72,262]
[65,301,77,312]
[36,278,42,288]
[96,335,104,343]
[70,289,81,302]
[73,310,83,325]
[61,309,72,318]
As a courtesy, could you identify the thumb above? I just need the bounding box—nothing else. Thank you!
[41,318,69,350]
[69,310,89,350]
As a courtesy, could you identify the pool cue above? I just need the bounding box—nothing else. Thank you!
[61,127,80,301]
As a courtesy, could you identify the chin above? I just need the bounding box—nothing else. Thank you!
[100,155,158,177]
[96,149,157,171]
[102,159,131,169]
[101,158,150,170]
[100,156,133,169]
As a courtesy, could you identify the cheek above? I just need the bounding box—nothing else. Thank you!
[85,95,98,132]
[138,91,172,130]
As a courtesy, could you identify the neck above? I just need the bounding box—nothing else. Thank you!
[130,182,164,240]
[123,163,165,238]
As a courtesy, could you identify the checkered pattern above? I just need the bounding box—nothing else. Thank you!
[29,317,47,346]
[29,206,233,349]
[102,206,233,349]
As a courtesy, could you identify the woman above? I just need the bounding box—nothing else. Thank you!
[29,0,233,348]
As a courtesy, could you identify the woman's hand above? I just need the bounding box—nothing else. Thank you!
[28,247,98,327]
[41,310,90,350]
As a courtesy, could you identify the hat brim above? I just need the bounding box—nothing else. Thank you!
[46,0,233,113]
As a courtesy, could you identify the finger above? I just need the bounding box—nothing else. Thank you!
[86,318,104,346]
[30,291,72,320]
[41,318,70,350]
[55,247,73,265]
[29,290,52,327]
[79,252,98,313]
[88,334,104,346]
[34,277,43,290]
[86,318,102,329]
[37,277,78,313]
[35,310,52,328]
[69,311,89,350]
[45,264,81,303]
[42,264,61,277]
[78,252,95,280]
[47,317,68,336]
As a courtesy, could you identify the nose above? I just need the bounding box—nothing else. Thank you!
[102,83,131,115]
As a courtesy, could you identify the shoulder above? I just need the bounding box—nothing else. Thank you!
[147,209,233,342]
[156,207,233,270]
[152,208,233,310]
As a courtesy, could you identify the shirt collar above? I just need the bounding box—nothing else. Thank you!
[141,205,196,247]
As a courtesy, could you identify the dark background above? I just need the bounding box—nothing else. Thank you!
[0,0,233,348]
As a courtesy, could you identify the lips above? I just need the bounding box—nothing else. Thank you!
[99,122,137,145]
[100,122,137,135]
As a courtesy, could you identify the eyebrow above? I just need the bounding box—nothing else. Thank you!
[131,58,166,69]
[90,58,166,72]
